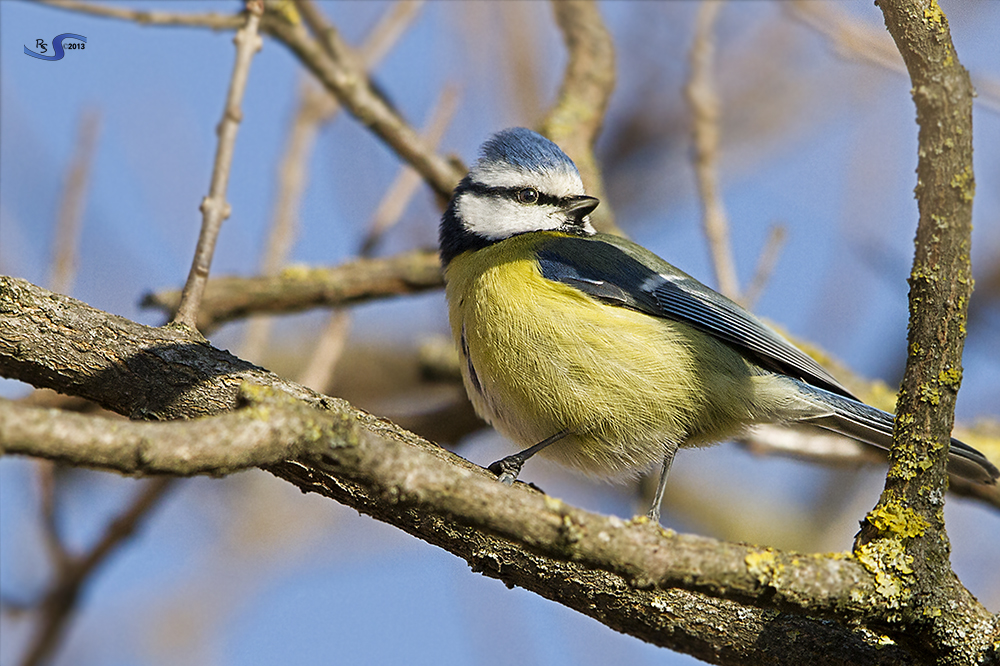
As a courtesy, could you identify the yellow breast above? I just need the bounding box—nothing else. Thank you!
[444,233,759,476]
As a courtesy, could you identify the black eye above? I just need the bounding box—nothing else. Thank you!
[516,188,539,204]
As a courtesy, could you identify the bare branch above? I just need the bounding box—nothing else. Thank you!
[0,395,923,665]
[143,249,442,331]
[297,311,351,392]
[870,0,975,532]
[265,5,463,199]
[686,0,740,300]
[16,477,173,666]
[35,462,70,571]
[0,391,345,475]
[48,109,101,296]
[0,400,890,639]
[356,0,425,67]
[172,1,265,330]
[787,0,1000,114]
[787,0,907,76]
[742,223,787,309]
[1,276,332,419]
[38,0,244,30]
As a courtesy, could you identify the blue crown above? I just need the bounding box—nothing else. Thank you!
[478,128,578,175]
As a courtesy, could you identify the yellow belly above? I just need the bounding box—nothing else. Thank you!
[445,234,762,477]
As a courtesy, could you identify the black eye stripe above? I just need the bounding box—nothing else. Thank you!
[465,182,566,208]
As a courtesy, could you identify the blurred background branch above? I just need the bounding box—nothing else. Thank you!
[686,0,739,300]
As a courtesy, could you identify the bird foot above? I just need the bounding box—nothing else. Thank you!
[487,456,524,486]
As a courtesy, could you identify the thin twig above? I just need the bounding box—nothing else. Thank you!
[686,0,740,300]
[37,0,243,29]
[172,0,265,330]
[48,109,101,296]
[297,311,352,392]
[742,223,787,310]
[357,0,425,66]
[17,477,174,666]
[35,463,70,572]
[259,84,332,281]
[787,0,905,75]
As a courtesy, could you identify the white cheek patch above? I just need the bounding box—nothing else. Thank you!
[457,193,565,240]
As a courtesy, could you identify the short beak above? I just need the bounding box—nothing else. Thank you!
[563,195,600,223]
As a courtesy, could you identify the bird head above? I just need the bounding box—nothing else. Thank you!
[440,128,600,264]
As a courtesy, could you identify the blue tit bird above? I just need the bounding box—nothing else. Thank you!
[438,127,999,521]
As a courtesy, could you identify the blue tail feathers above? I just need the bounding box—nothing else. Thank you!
[794,382,998,484]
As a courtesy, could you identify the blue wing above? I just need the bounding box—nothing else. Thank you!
[536,233,855,399]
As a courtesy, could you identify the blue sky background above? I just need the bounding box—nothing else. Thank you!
[2,2,999,665]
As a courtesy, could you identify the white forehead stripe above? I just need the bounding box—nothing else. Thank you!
[471,164,585,199]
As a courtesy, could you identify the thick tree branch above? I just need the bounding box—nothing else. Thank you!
[0,276,960,664]
[874,0,975,507]
[0,276,330,418]
[0,396,910,664]
[855,1,994,663]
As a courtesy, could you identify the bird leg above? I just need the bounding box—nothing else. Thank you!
[647,447,678,522]
[488,430,568,485]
